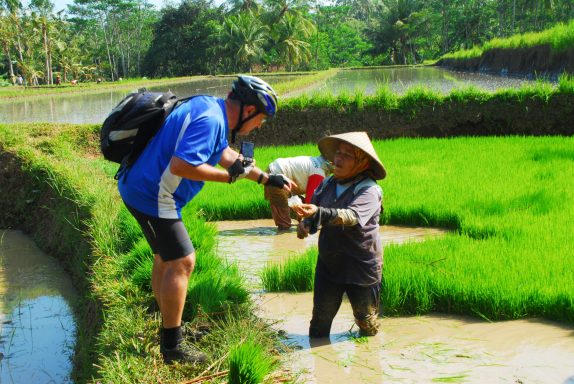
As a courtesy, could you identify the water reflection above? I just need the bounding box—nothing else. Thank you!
[0,69,547,124]
[0,75,298,125]
[0,230,77,384]
[303,67,544,96]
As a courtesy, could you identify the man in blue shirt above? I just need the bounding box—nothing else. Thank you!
[119,75,295,364]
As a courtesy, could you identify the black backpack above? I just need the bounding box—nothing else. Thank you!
[100,88,194,179]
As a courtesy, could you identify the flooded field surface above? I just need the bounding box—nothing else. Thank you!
[216,220,574,383]
[256,292,574,384]
[0,230,77,384]
[215,219,448,287]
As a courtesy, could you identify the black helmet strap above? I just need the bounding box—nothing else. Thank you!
[231,101,261,144]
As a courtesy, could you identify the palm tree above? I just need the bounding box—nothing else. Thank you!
[227,0,260,14]
[0,11,16,83]
[18,58,44,86]
[220,12,269,72]
[263,0,310,23]
[273,13,314,70]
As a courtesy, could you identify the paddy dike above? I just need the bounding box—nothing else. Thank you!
[0,150,98,382]
[436,45,574,80]
[251,93,574,147]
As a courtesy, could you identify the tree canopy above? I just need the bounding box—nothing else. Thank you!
[1,0,573,83]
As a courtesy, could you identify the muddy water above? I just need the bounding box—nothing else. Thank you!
[0,230,77,384]
[215,219,448,287]
[256,292,574,384]
[216,220,574,383]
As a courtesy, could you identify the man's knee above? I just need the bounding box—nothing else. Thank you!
[167,253,196,276]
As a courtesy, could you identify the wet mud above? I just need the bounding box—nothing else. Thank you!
[256,292,574,384]
[0,230,77,384]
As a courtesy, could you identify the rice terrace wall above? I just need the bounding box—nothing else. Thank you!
[252,93,574,146]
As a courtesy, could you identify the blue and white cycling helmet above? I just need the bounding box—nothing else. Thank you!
[232,75,278,118]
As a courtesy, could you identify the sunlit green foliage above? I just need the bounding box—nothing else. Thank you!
[443,19,574,60]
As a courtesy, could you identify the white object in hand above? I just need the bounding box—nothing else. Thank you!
[287,195,303,208]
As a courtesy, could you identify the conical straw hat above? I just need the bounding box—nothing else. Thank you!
[318,131,386,180]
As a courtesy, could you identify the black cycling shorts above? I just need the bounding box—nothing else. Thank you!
[125,204,195,262]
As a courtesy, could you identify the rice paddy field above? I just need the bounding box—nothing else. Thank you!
[193,137,574,322]
[1,119,573,382]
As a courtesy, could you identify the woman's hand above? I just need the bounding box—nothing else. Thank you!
[297,221,310,239]
[291,203,318,219]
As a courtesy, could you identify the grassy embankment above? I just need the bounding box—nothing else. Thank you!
[441,18,574,60]
[0,121,291,383]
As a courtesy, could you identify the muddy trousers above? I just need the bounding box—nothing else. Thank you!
[309,272,380,338]
[264,183,303,229]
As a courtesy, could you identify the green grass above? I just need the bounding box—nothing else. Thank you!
[278,76,564,114]
[442,19,574,60]
[2,118,574,382]
[260,248,316,292]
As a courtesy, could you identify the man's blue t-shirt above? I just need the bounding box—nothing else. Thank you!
[119,96,229,219]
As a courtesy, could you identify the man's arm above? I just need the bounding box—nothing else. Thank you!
[218,146,267,183]
[170,156,230,183]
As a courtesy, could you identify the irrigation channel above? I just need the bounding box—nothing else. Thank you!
[216,219,574,383]
[0,230,77,384]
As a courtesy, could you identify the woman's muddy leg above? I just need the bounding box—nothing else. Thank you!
[309,273,345,338]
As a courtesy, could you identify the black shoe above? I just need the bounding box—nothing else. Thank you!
[161,342,207,365]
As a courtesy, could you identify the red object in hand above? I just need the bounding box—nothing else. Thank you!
[305,174,324,203]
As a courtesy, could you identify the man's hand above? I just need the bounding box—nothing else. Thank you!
[227,158,254,183]
[266,174,297,192]
[291,203,318,219]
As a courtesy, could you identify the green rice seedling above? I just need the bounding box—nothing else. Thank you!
[446,85,488,103]
[228,335,277,384]
[185,266,249,319]
[250,136,574,323]
[261,248,317,292]
[558,73,574,94]
[119,237,153,273]
[398,86,443,113]
[368,84,398,110]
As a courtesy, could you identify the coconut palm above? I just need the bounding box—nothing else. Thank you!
[220,11,269,72]
[272,13,314,70]
[227,0,260,14]
[18,58,44,85]
[0,11,16,83]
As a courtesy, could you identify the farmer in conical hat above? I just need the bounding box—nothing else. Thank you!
[292,131,386,337]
